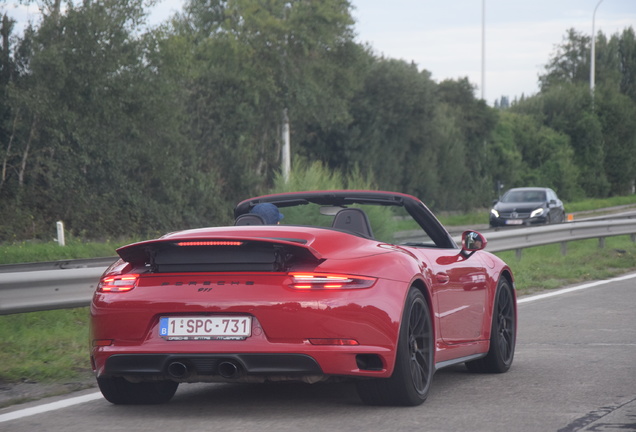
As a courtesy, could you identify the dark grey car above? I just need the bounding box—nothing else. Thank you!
[489,187,565,227]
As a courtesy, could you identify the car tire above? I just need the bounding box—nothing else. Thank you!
[465,277,516,373]
[97,376,179,405]
[356,287,434,406]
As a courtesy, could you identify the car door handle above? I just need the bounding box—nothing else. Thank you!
[435,273,450,284]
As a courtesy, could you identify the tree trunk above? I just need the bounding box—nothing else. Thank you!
[1,108,20,190]
[281,108,290,182]
[18,115,37,188]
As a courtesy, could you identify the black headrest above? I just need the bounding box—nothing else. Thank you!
[331,208,374,238]
[234,214,266,226]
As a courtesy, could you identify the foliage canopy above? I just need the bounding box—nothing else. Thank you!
[0,3,635,240]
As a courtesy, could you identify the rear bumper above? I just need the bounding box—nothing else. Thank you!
[90,273,406,381]
[103,353,322,378]
[94,349,390,382]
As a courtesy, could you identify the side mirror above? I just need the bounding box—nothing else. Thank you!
[462,230,487,252]
[438,231,488,265]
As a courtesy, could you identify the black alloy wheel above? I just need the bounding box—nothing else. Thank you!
[466,278,516,373]
[356,287,434,406]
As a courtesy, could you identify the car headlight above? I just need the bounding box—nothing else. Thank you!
[490,209,499,217]
[530,208,545,218]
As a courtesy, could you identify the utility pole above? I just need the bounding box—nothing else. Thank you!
[590,0,604,96]
[281,2,291,183]
[281,108,291,182]
[481,0,486,101]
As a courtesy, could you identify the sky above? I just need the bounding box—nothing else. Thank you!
[4,0,636,104]
[350,0,636,104]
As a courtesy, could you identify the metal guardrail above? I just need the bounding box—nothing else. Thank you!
[0,267,107,315]
[0,257,117,274]
[0,257,117,315]
[474,218,636,254]
[1,219,636,315]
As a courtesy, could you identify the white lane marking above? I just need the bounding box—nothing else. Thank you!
[2,272,635,423]
[0,392,102,423]
[518,272,636,304]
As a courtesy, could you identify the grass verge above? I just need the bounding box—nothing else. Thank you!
[0,239,129,265]
[0,308,91,384]
[495,235,636,294]
[565,194,636,213]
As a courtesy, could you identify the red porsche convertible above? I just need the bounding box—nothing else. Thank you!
[90,190,516,406]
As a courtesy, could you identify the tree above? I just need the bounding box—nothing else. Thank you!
[173,0,359,197]
[0,13,17,193]
[514,84,609,197]
[495,111,581,200]
[596,84,636,195]
[539,28,590,91]
[539,26,636,100]
[619,27,636,103]
[0,0,227,240]
[299,59,446,202]
[532,26,636,198]
[436,78,499,208]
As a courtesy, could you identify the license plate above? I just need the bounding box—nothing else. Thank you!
[505,219,523,225]
[159,316,252,340]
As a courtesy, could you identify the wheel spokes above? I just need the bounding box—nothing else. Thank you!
[407,300,432,392]
[496,288,515,362]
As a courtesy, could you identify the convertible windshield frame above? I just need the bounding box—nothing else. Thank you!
[234,190,458,249]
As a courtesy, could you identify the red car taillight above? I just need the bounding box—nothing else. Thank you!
[289,273,376,290]
[97,274,140,293]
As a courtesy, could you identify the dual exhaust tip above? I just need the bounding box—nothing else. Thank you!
[167,360,243,380]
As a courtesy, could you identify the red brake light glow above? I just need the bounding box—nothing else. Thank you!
[98,274,140,292]
[176,241,243,246]
[289,273,376,290]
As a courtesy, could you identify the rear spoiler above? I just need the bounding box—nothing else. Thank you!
[116,237,324,273]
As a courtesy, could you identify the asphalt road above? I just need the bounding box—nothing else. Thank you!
[1,274,635,432]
